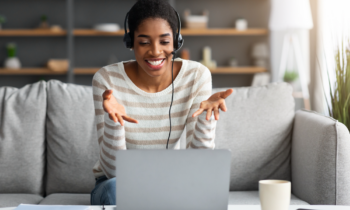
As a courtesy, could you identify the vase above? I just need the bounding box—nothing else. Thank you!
[4,57,21,69]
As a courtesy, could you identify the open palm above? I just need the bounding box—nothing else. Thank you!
[102,89,138,126]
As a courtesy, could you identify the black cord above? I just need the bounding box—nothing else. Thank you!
[166,53,175,149]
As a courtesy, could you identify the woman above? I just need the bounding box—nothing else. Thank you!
[90,0,233,205]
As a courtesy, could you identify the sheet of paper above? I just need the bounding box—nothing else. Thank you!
[14,204,92,210]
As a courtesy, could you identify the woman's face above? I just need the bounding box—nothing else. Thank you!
[133,18,175,78]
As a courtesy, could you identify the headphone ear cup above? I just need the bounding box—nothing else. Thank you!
[123,32,133,48]
[177,34,184,51]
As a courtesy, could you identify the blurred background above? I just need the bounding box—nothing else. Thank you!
[0,0,349,116]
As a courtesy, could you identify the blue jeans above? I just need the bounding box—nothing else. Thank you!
[90,175,116,205]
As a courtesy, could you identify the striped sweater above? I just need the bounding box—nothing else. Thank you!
[92,57,217,179]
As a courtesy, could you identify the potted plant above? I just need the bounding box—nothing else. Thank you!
[4,43,21,69]
[283,70,298,90]
[324,42,350,131]
[0,15,6,30]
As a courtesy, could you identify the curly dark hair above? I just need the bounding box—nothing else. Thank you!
[127,0,178,48]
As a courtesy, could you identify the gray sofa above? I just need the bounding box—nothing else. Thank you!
[0,80,349,208]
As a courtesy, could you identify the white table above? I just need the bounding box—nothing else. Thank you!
[2,205,350,210]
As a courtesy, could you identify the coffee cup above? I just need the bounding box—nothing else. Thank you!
[259,180,291,210]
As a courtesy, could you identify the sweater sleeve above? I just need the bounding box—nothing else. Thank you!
[185,65,217,149]
[92,68,126,179]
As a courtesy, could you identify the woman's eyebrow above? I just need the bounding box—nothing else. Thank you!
[137,33,171,38]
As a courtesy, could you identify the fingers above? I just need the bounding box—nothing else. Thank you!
[109,112,118,123]
[219,101,227,112]
[206,108,212,121]
[116,114,124,126]
[192,108,204,118]
[102,89,113,100]
[221,88,234,99]
[123,115,139,124]
[214,107,219,120]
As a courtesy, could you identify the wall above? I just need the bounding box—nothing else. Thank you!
[0,0,269,88]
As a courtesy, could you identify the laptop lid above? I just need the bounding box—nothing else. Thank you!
[116,149,231,210]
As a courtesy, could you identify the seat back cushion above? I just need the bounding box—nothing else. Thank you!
[46,80,99,195]
[213,82,295,191]
[0,81,47,195]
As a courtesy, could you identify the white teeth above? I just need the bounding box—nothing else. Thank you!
[147,59,163,66]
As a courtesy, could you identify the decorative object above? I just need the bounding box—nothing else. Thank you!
[0,14,6,30]
[94,23,120,32]
[251,42,269,68]
[47,59,69,72]
[324,43,350,131]
[200,46,216,69]
[38,15,49,29]
[269,0,313,110]
[4,43,21,69]
[50,25,63,32]
[180,48,190,60]
[283,70,298,90]
[228,57,238,67]
[183,9,208,29]
[235,18,248,31]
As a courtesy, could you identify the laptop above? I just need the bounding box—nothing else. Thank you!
[116,149,231,210]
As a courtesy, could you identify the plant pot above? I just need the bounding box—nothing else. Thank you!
[4,57,21,69]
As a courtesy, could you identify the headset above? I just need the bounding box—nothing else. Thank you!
[123,6,184,149]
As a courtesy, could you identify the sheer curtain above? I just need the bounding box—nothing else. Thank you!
[317,0,350,115]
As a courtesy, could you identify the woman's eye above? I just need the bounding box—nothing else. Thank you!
[140,42,149,45]
[161,42,170,45]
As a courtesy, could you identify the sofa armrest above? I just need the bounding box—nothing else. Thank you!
[291,110,350,205]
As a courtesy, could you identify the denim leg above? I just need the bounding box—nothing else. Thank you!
[91,176,117,205]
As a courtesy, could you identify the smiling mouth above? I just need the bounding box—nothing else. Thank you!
[145,58,166,70]
[145,59,165,66]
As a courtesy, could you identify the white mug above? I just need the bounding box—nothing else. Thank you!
[259,180,291,210]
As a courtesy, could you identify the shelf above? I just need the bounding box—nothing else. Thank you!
[74,28,268,36]
[0,28,267,37]
[181,28,268,36]
[0,29,67,36]
[0,68,67,75]
[0,67,266,75]
[209,66,267,74]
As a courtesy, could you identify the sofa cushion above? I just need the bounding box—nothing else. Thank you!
[39,194,90,205]
[213,82,295,191]
[45,80,99,195]
[228,191,309,205]
[0,194,43,208]
[0,81,47,195]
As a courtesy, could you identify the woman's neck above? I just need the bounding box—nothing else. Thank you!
[124,60,181,93]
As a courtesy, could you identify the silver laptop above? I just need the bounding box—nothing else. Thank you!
[116,149,231,210]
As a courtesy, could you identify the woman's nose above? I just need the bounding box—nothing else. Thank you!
[150,42,162,56]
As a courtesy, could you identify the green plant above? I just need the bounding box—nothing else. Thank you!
[41,15,47,22]
[0,15,6,24]
[6,43,17,57]
[283,70,298,82]
[325,41,350,131]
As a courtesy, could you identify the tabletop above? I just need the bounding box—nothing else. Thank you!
[2,205,350,210]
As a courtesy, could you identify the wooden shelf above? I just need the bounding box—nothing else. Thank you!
[0,28,267,36]
[74,29,124,36]
[0,68,66,75]
[0,29,67,36]
[74,28,268,36]
[181,28,268,36]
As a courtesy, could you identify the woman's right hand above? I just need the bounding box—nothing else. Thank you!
[102,89,138,126]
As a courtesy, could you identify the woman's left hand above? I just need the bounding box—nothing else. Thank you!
[192,89,234,120]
